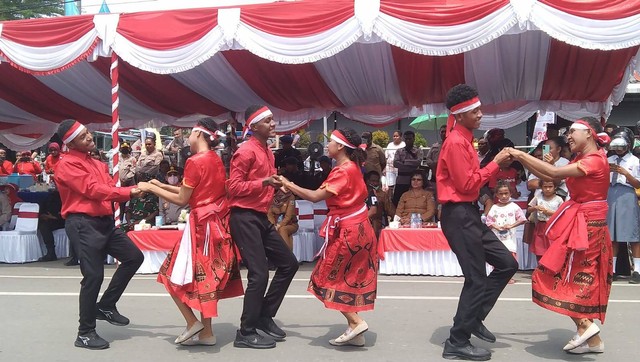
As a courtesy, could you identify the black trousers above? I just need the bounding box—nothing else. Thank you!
[440,203,518,346]
[38,217,65,254]
[65,214,144,335]
[229,208,298,334]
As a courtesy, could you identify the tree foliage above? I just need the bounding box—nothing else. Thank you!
[415,132,428,148]
[0,0,64,21]
[372,130,390,148]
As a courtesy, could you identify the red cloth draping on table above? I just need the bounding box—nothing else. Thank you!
[377,228,450,260]
[127,230,182,251]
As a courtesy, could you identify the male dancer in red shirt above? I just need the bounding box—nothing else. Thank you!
[228,105,299,349]
[437,85,517,361]
[55,120,144,350]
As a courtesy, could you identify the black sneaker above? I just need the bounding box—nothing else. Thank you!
[74,331,109,350]
[630,271,640,284]
[233,330,276,349]
[96,306,130,326]
[256,317,286,340]
[38,253,57,262]
[64,258,79,266]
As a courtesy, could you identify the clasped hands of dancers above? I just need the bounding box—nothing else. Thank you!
[57,91,613,360]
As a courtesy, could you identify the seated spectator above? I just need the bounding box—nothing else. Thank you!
[13,151,42,180]
[313,155,332,188]
[396,170,436,225]
[136,135,164,177]
[158,167,189,225]
[281,156,314,189]
[275,135,303,170]
[488,160,521,199]
[365,171,395,237]
[0,148,13,176]
[44,143,62,174]
[156,159,171,184]
[37,191,65,262]
[0,185,11,230]
[123,173,159,231]
[267,189,298,251]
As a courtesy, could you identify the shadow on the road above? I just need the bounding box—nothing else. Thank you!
[102,322,239,352]
[500,328,598,361]
[284,321,377,351]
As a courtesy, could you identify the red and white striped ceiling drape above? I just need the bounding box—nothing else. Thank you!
[0,0,639,150]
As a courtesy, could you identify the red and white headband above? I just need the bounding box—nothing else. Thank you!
[63,121,86,144]
[330,130,356,149]
[571,120,611,145]
[243,106,273,138]
[192,127,216,141]
[446,97,481,136]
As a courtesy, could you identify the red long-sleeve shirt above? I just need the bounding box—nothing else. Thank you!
[55,149,133,218]
[44,154,62,174]
[0,160,13,176]
[227,137,276,213]
[436,124,499,203]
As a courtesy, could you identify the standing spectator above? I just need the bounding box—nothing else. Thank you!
[220,133,238,177]
[424,125,446,181]
[291,132,300,147]
[136,136,164,178]
[392,131,421,206]
[118,142,137,187]
[164,128,188,166]
[365,171,395,237]
[0,148,13,176]
[361,131,386,177]
[607,129,640,284]
[44,143,62,174]
[274,135,303,170]
[477,138,489,164]
[529,137,570,199]
[485,181,527,283]
[527,180,563,261]
[13,151,42,180]
[384,130,405,194]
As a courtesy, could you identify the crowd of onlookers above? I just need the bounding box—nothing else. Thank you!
[2,121,640,282]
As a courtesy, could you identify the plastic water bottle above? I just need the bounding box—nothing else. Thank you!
[410,213,422,229]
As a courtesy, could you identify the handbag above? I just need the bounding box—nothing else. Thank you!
[523,221,535,245]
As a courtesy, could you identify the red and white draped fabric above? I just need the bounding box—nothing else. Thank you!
[0,0,639,139]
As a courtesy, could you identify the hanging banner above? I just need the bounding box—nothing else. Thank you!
[531,111,555,147]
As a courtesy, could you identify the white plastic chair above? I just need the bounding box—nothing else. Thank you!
[292,200,316,262]
[8,201,23,230]
[0,203,42,263]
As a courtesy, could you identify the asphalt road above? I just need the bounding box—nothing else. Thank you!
[0,262,638,362]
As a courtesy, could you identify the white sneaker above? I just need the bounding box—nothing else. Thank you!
[567,341,604,354]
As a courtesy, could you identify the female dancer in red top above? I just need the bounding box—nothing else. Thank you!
[139,119,243,346]
[280,128,377,347]
[507,116,612,355]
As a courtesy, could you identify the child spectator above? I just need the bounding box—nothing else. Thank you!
[527,180,563,261]
[485,181,527,283]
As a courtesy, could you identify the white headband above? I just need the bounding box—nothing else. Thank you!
[570,123,589,130]
[192,127,215,141]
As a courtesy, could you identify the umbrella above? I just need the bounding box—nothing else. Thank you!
[409,113,449,131]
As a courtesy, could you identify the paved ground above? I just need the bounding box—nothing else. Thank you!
[0,261,638,362]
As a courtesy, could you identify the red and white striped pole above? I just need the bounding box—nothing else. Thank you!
[110,52,121,227]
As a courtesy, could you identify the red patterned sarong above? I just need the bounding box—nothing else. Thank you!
[308,210,378,312]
